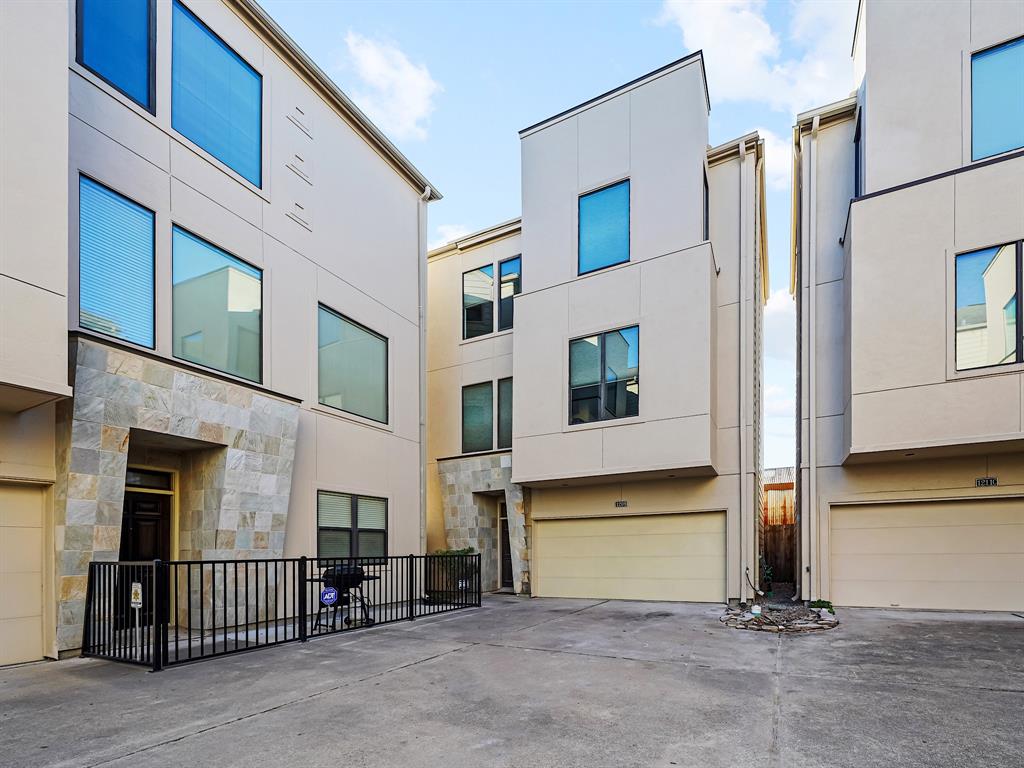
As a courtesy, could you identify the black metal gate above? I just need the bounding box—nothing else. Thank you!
[82,554,481,671]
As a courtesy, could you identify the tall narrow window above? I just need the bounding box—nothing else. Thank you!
[498,256,522,331]
[79,176,155,347]
[853,113,863,197]
[569,326,639,424]
[77,0,154,111]
[702,170,710,241]
[172,226,262,382]
[463,265,494,339]
[497,377,513,450]
[971,36,1024,161]
[462,382,493,453]
[578,180,630,275]
[318,306,388,424]
[172,1,262,186]
[317,491,388,559]
[955,242,1022,370]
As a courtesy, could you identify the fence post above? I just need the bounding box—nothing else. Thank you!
[407,554,415,621]
[475,554,481,607]
[151,560,163,672]
[81,562,95,657]
[298,556,308,642]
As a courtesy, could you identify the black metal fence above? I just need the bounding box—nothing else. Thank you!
[82,554,481,671]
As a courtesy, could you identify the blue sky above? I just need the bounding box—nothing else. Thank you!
[261,0,859,468]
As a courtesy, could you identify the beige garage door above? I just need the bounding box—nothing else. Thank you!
[831,498,1024,611]
[533,512,726,602]
[0,483,44,665]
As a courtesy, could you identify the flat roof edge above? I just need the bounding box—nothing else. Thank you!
[428,217,522,258]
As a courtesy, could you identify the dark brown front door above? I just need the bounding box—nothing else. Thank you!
[500,513,513,589]
[119,492,171,562]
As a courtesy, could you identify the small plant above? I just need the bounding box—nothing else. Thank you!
[431,546,476,556]
[809,599,835,614]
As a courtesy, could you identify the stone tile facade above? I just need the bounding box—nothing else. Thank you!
[437,454,530,594]
[53,338,300,652]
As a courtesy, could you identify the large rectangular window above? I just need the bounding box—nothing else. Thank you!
[498,256,522,331]
[317,491,387,559]
[579,180,630,275]
[463,265,494,339]
[972,36,1024,161]
[462,381,493,453]
[172,226,262,382]
[77,0,154,111]
[79,176,155,348]
[569,326,639,424]
[955,242,1022,370]
[172,1,262,186]
[318,306,388,424]
[497,377,513,450]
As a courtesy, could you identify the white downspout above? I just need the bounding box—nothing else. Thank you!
[417,186,432,554]
[738,140,749,604]
[807,119,819,601]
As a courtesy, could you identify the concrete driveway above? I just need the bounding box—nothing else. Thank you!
[1,596,1021,768]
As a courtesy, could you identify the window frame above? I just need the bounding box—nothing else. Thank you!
[170,223,264,384]
[461,380,494,454]
[970,34,1024,162]
[461,264,494,340]
[578,178,631,277]
[497,256,522,332]
[568,325,640,425]
[702,169,710,241]
[75,0,157,114]
[497,376,513,450]
[78,173,157,350]
[316,303,390,425]
[171,0,264,189]
[462,255,523,340]
[316,491,388,560]
[953,240,1023,372]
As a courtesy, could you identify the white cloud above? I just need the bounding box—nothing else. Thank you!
[763,288,796,362]
[659,0,857,115]
[764,384,794,418]
[429,224,471,250]
[757,127,790,191]
[342,31,442,142]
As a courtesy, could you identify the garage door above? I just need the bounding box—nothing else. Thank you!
[533,512,726,602]
[0,483,44,665]
[830,498,1024,611]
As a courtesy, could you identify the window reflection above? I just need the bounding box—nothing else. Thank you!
[955,244,1018,370]
[569,326,639,424]
[463,265,494,339]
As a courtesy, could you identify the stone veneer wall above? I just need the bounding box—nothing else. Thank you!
[53,339,299,652]
[437,454,530,595]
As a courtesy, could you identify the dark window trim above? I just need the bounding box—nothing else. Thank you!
[568,324,640,424]
[461,264,495,340]
[578,179,631,277]
[497,255,522,332]
[170,223,264,384]
[75,0,157,115]
[702,169,710,241]
[497,376,513,450]
[970,34,1024,162]
[461,380,494,454]
[853,112,863,198]
[172,0,264,188]
[78,173,157,350]
[317,303,390,425]
[316,491,389,560]
[953,239,1024,372]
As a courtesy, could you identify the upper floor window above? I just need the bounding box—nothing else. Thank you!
[172,1,262,186]
[77,0,154,112]
[318,491,388,559]
[955,242,1022,370]
[318,306,388,424]
[461,378,513,453]
[463,256,522,339]
[569,326,639,424]
[79,176,155,348]
[171,226,262,382]
[702,170,710,241]
[578,180,630,275]
[971,36,1024,161]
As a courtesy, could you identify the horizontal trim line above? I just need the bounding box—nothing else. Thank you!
[436,449,512,463]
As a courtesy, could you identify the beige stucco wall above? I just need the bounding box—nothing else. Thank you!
[797,1,1024,604]
[64,0,427,572]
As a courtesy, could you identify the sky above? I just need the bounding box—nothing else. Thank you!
[260,0,860,468]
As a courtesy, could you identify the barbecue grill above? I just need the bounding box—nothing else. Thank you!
[314,563,376,630]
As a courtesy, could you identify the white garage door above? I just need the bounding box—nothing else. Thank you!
[533,512,726,602]
[830,498,1024,611]
[0,483,44,665]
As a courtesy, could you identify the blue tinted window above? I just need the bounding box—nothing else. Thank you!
[78,0,152,110]
[498,256,521,331]
[579,180,629,274]
[79,177,155,347]
[172,1,262,186]
[972,37,1024,160]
